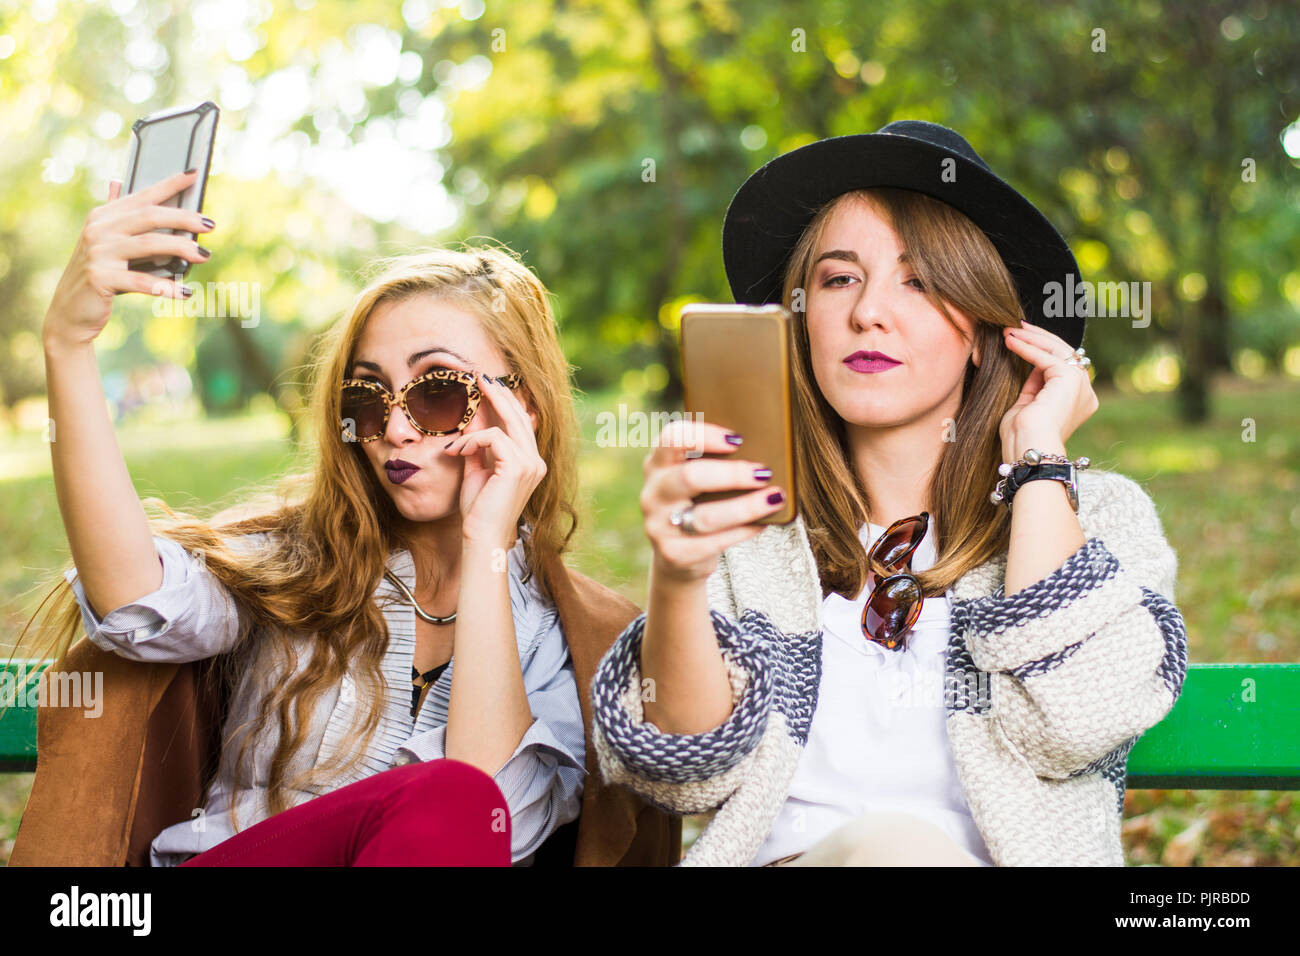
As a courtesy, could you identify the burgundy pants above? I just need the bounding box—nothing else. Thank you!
[180,759,511,866]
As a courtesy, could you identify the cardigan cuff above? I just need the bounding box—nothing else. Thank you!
[958,535,1145,673]
[590,609,774,785]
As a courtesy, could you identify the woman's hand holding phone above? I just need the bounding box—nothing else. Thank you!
[42,168,214,352]
[41,168,216,619]
[642,419,786,585]
[638,418,785,734]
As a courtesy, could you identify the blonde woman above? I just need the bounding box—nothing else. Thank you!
[11,169,678,866]
[591,121,1189,866]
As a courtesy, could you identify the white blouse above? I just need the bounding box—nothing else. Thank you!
[753,518,994,866]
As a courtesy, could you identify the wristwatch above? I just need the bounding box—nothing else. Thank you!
[1000,460,1082,512]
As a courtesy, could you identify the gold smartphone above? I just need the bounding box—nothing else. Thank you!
[679,303,798,525]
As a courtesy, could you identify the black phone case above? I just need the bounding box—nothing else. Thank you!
[123,101,219,279]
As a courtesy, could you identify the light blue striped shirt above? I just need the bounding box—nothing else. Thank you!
[63,529,585,866]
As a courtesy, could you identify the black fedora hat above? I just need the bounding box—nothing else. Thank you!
[721,120,1086,350]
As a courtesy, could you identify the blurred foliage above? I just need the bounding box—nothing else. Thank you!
[412,0,1300,418]
[1,0,1298,424]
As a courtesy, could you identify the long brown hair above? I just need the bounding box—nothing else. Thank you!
[11,243,580,818]
[782,187,1033,601]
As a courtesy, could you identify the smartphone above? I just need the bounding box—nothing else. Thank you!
[679,303,798,525]
[122,100,219,279]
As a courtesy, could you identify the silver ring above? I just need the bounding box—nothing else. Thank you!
[1065,347,1092,370]
[669,505,699,534]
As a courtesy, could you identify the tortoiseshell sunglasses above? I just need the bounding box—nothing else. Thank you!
[861,511,930,651]
[340,368,522,443]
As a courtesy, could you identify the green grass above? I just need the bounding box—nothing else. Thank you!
[1,409,302,652]
[2,373,1298,865]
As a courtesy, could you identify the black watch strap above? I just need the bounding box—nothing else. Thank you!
[1005,462,1078,511]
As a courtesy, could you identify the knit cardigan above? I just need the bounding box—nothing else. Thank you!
[590,468,1189,866]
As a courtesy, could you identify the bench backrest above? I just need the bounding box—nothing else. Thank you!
[3,661,1298,786]
[1126,662,1299,789]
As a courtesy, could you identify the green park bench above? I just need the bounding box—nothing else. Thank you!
[2,660,1298,787]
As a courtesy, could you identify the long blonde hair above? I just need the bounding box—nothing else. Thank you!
[12,243,581,818]
[782,187,1034,601]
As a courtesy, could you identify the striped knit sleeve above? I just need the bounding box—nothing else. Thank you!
[955,470,1188,778]
[589,608,775,815]
[706,551,740,620]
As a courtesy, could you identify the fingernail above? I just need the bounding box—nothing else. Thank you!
[181,286,194,298]
[444,439,456,448]
[184,166,197,175]
[767,491,784,505]
[753,467,773,481]
[200,216,215,229]
[725,433,743,446]
[196,245,211,258]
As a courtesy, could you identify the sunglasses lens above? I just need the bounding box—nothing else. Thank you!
[862,575,924,649]
[869,515,928,575]
[341,384,388,440]
[407,376,470,434]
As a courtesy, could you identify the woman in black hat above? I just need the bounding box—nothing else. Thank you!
[590,121,1188,866]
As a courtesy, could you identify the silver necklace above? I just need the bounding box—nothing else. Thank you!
[383,569,456,624]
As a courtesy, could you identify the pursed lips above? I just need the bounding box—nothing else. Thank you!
[384,458,421,484]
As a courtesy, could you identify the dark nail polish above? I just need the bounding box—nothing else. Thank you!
[444,439,455,448]
[753,467,773,481]
[200,216,215,229]
[196,245,211,258]
[181,286,194,298]
[767,491,784,505]
[725,433,743,446]
[184,166,197,175]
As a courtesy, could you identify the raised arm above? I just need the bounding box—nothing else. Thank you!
[588,420,790,818]
[638,420,783,733]
[41,169,215,620]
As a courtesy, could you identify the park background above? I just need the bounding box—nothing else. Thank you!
[1,0,1298,865]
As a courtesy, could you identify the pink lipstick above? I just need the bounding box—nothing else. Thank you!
[844,350,902,373]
